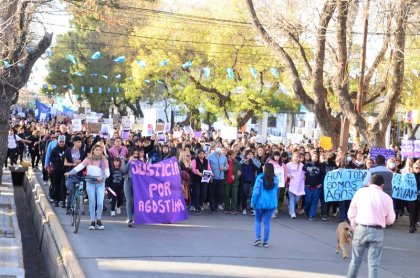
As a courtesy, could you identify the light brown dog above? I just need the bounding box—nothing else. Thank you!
[336,222,353,259]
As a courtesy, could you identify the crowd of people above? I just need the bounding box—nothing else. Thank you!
[5,117,420,237]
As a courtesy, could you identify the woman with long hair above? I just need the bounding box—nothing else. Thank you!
[266,151,287,218]
[286,151,305,219]
[179,150,192,206]
[65,144,110,230]
[251,163,278,247]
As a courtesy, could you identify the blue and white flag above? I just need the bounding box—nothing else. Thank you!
[250,68,258,79]
[159,60,169,66]
[66,54,77,65]
[113,55,126,63]
[137,60,146,68]
[226,68,234,79]
[270,67,279,78]
[182,61,192,69]
[203,67,211,79]
[90,51,101,60]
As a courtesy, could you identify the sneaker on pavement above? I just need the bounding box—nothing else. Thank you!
[253,239,261,246]
[89,221,96,230]
[128,220,134,228]
[309,217,316,221]
[116,207,121,214]
[291,214,296,219]
[262,242,269,248]
[251,210,255,216]
[242,209,247,215]
[218,204,224,210]
[111,211,116,217]
[189,206,195,212]
[322,216,330,221]
[96,220,104,230]
[271,212,276,219]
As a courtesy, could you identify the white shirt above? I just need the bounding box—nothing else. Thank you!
[8,134,22,149]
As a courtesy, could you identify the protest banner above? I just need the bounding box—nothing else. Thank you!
[100,124,112,138]
[320,136,333,150]
[131,123,143,132]
[286,133,303,144]
[131,157,188,224]
[88,122,102,134]
[369,147,395,161]
[164,122,171,132]
[122,116,131,130]
[183,125,193,134]
[86,116,98,123]
[157,131,166,143]
[401,140,420,157]
[121,130,130,140]
[72,119,82,132]
[324,169,368,202]
[40,113,47,121]
[268,135,282,144]
[392,173,418,201]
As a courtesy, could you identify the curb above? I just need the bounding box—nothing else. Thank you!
[23,169,85,278]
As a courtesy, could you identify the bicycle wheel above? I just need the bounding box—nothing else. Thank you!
[73,195,83,233]
[70,198,75,227]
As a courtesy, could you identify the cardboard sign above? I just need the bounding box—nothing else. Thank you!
[320,136,333,150]
[132,123,143,132]
[88,122,102,134]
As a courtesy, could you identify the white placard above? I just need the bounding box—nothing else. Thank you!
[142,109,157,136]
[122,116,131,130]
[201,123,209,131]
[86,116,98,123]
[201,170,212,183]
[287,133,303,144]
[40,112,47,121]
[72,119,82,132]
[220,126,237,141]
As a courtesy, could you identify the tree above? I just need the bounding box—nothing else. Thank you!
[246,0,417,148]
[125,2,299,128]
[0,0,52,180]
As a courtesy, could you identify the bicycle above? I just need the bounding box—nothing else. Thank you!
[70,176,98,233]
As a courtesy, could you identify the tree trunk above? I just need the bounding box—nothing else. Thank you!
[0,90,13,183]
[237,110,254,129]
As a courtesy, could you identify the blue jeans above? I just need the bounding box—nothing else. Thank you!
[254,209,275,243]
[124,178,134,221]
[86,182,105,222]
[339,200,351,222]
[288,191,301,216]
[347,225,384,278]
[304,187,321,218]
[65,176,81,209]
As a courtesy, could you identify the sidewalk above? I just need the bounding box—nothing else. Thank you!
[0,168,25,278]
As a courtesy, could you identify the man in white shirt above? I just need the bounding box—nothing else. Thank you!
[5,127,30,167]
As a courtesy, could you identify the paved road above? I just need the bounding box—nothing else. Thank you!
[37,175,420,278]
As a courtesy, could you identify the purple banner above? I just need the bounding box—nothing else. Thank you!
[131,157,188,224]
[401,140,419,158]
[370,147,395,161]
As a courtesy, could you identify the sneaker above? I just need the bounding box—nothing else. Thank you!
[189,206,195,212]
[271,212,276,219]
[128,220,134,228]
[262,242,269,248]
[111,211,116,217]
[291,214,296,219]
[322,216,330,221]
[332,212,337,217]
[251,210,255,216]
[89,221,96,230]
[417,222,420,227]
[54,202,59,207]
[242,209,247,215]
[96,220,104,230]
[66,208,72,215]
[309,217,316,221]
[218,204,224,210]
[116,207,121,215]
[253,239,261,246]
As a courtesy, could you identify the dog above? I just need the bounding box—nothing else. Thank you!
[336,222,353,259]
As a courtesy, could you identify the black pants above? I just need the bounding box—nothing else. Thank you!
[408,199,420,229]
[30,150,41,167]
[209,179,224,212]
[108,187,124,211]
[242,182,253,211]
[51,170,66,203]
[192,181,208,211]
[4,148,18,167]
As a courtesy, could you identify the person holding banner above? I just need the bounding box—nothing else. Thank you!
[65,144,110,230]
[251,163,279,247]
[123,147,143,227]
[408,162,420,233]
[347,174,396,278]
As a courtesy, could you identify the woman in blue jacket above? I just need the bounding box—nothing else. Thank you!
[251,163,279,247]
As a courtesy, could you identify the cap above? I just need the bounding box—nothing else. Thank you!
[58,135,66,142]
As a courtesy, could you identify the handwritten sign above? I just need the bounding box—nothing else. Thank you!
[392,173,418,201]
[131,157,188,224]
[72,119,82,132]
[401,140,420,158]
[320,136,333,150]
[88,122,102,134]
[324,169,368,202]
[370,147,395,161]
